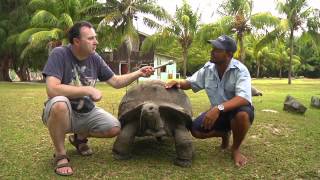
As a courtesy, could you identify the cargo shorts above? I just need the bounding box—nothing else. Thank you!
[42,96,120,134]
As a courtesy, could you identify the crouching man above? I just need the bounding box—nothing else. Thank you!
[42,21,154,176]
[165,35,254,167]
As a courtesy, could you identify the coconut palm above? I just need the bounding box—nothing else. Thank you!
[198,0,280,64]
[276,0,314,84]
[217,0,253,62]
[295,31,320,77]
[85,0,171,72]
[19,0,98,59]
[0,0,31,81]
[141,0,200,77]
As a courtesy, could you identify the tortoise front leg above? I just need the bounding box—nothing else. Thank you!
[112,121,138,160]
[173,124,193,167]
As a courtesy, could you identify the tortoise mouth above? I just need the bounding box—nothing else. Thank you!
[145,128,166,137]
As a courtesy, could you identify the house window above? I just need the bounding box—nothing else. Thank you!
[160,66,166,72]
[119,62,128,75]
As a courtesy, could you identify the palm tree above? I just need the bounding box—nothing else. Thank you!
[19,0,98,59]
[141,0,200,77]
[276,0,313,84]
[215,0,255,62]
[86,0,170,72]
[295,32,320,77]
[198,0,280,64]
[0,0,30,81]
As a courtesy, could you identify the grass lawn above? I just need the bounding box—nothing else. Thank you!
[0,79,319,179]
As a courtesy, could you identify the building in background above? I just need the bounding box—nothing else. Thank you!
[103,32,178,81]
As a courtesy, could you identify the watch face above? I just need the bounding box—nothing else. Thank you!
[218,104,224,111]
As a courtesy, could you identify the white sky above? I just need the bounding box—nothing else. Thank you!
[135,0,320,34]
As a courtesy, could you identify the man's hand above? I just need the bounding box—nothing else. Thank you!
[202,107,220,130]
[139,66,154,77]
[165,80,180,89]
[86,86,102,102]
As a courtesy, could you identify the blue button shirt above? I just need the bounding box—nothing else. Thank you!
[187,58,252,106]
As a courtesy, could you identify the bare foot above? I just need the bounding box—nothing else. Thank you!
[232,149,247,167]
[55,158,73,175]
[221,132,230,149]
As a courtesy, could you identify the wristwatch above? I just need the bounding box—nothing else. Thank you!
[217,104,224,113]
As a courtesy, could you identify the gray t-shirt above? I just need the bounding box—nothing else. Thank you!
[43,44,114,86]
[42,44,114,112]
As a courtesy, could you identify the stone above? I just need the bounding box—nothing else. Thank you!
[311,96,320,108]
[252,86,262,96]
[283,95,307,114]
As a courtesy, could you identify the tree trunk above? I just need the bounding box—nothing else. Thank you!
[182,47,188,78]
[127,54,131,73]
[0,56,12,81]
[239,32,245,63]
[126,38,133,73]
[15,64,29,81]
[288,29,294,85]
[256,60,260,78]
[279,66,282,79]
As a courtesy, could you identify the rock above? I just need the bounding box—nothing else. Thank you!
[283,95,307,114]
[311,96,320,108]
[252,86,262,96]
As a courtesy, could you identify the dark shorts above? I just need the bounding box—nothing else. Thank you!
[192,105,255,133]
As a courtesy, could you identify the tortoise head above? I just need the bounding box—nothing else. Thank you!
[141,102,166,137]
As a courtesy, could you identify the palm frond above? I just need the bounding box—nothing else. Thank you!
[251,12,280,29]
[141,32,176,54]
[31,10,59,28]
[138,2,172,22]
[58,13,74,31]
[28,0,49,12]
[18,28,48,45]
[196,16,234,44]
[29,29,62,47]
[142,17,162,30]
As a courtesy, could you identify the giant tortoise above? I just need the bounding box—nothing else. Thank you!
[112,80,194,167]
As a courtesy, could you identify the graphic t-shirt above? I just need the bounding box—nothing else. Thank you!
[42,44,114,112]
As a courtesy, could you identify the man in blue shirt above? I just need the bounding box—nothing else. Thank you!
[165,35,254,167]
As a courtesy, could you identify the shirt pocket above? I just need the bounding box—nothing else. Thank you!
[224,79,236,97]
[205,77,218,99]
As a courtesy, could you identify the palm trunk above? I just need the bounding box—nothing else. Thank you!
[256,60,260,78]
[127,53,131,73]
[15,63,29,81]
[182,47,188,78]
[239,33,245,63]
[288,29,294,85]
[0,57,12,81]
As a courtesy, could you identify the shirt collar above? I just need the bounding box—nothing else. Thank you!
[226,58,241,71]
[204,58,241,70]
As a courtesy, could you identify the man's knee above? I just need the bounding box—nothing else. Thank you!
[231,111,251,131]
[191,129,206,139]
[234,111,250,123]
[46,102,71,131]
[51,102,69,116]
[99,127,121,138]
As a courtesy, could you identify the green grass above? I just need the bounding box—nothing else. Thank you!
[0,79,319,179]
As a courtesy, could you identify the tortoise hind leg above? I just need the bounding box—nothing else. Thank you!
[173,124,193,167]
[112,121,138,160]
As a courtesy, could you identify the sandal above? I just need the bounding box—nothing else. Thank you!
[53,154,73,176]
[69,134,93,156]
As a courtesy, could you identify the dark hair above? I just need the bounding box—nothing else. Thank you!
[68,21,93,44]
